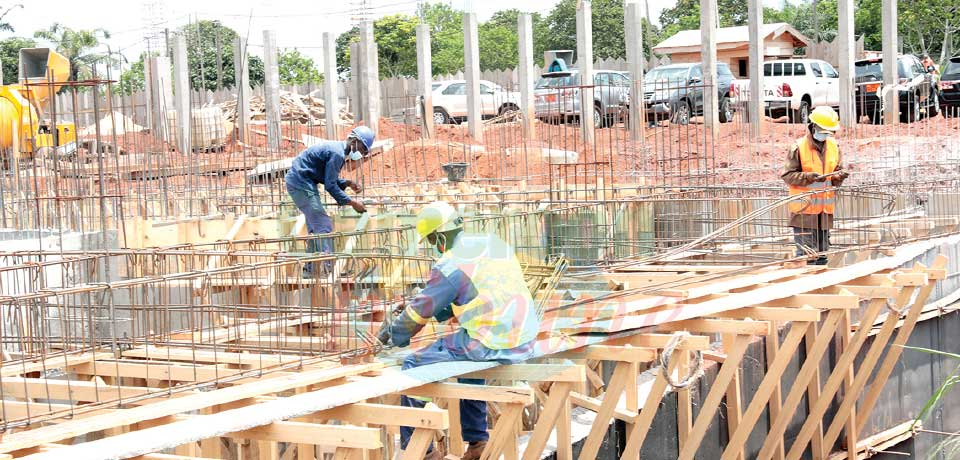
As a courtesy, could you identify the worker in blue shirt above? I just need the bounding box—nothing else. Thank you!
[377,201,539,460]
[285,126,374,276]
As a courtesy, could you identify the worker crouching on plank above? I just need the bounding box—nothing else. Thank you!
[781,106,849,265]
[377,201,539,460]
[284,126,374,277]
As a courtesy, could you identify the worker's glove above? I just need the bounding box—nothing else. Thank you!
[344,180,362,193]
[349,200,368,214]
[376,324,392,347]
[803,172,821,184]
[834,169,850,181]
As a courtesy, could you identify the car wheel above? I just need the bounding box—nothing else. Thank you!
[433,108,451,125]
[870,109,882,124]
[719,97,733,123]
[903,93,921,122]
[498,104,518,117]
[929,91,940,118]
[791,100,810,124]
[672,100,691,125]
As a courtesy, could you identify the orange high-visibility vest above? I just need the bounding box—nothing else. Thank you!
[788,137,839,215]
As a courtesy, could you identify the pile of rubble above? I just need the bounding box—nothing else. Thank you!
[220,90,354,126]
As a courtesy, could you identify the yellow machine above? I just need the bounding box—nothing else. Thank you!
[0,48,76,160]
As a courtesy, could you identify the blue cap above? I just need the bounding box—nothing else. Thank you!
[350,126,375,152]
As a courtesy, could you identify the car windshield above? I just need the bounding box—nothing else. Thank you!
[431,83,441,91]
[536,74,573,89]
[855,61,883,81]
[644,67,689,83]
[944,59,960,79]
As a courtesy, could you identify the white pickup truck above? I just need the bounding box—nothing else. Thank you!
[730,59,840,123]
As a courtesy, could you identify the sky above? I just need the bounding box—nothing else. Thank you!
[1,0,770,75]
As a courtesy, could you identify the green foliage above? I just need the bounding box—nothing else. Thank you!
[33,23,111,81]
[179,20,265,91]
[0,3,23,33]
[542,0,628,61]
[373,14,419,78]
[479,21,518,71]
[116,52,150,95]
[0,36,35,85]
[903,345,960,459]
[278,49,322,85]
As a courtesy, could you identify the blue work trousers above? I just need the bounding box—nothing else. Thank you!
[793,227,830,265]
[399,329,535,451]
[286,181,334,255]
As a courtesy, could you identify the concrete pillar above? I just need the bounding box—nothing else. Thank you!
[233,37,251,144]
[350,42,362,123]
[416,24,435,139]
[323,32,339,140]
[701,0,719,136]
[463,13,482,142]
[359,21,379,135]
[263,30,281,151]
[747,0,763,138]
[145,56,173,141]
[172,34,190,155]
[576,1,595,145]
[882,0,898,124]
[837,0,855,126]
[624,1,645,142]
[518,14,536,140]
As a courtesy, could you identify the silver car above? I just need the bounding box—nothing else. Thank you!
[534,69,631,128]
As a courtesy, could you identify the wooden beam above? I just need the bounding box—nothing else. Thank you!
[462,364,584,382]
[599,333,711,350]
[1,353,111,377]
[569,392,638,424]
[404,382,534,404]
[758,294,859,309]
[620,349,683,458]
[227,422,381,448]
[554,345,657,363]
[400,428,434,460]
[830,285,900,299]
[317,403,448,429]
[660,318,770,335]
[722,334,745,460]
[577,362,631,460]
[522,382,573,460]
[712,307,820,322]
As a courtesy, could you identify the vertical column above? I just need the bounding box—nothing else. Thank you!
[323,32,339,140]
[576,1,595,145]
[701,0,719,136]
[882,0,898,124]
[747,0,763,138]
[350,42,362,123]
[463,12,482,142]
[624,1,645,141]
[360,21,380,135]
[263,30,281,151]
[416,24,435,139]
[518,14,536,140]
[837,0,855,126]
[145,56,173,141]
[172,34,190,155]
[233,37,251,144]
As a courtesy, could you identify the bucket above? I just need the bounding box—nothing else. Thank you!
[442,162,469,182]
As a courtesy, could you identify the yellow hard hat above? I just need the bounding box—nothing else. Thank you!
[415,201,463,242]
[808,106,839,131]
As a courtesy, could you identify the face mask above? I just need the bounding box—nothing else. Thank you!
[434,233,447,255]
[347,150,362,161]
[812,130,831,142]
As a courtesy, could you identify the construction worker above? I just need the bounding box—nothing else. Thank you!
[285,126,374,276]
[378,201,539,460]
[782,106,849,265]
[921,54,940,75]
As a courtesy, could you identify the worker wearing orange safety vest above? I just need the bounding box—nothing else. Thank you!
[781,106,850,265]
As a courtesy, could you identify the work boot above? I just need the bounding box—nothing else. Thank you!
[423,448,444,460]
[462,441,487,460]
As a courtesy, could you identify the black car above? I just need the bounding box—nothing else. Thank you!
[939,56,960,117]
[854,54,940,123]
[639,63,735,125]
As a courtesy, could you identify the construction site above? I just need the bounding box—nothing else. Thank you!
[1,0,960,459]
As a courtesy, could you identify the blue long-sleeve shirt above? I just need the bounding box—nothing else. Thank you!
[285,141,352,205]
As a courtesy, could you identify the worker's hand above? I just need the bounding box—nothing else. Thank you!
[803,172,821,184]
[376,323,392,347]
[348,182,363,194]
[349,200,367,214]
[834,169,850,181]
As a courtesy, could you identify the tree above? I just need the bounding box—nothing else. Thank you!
[0,3,23,33]
[479,22,519,71]
[179,20,265,91]
[116,52,148,95]
[487,9,550,66]
[33,23,111,81]
[371,14,419,78]
[543,0,628,62]
[278,49,323,85]
[0,36,35,84]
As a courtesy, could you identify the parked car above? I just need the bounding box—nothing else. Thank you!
[939,56,960,117]
[430,80,520,124]
[730,59,840,123]
[854,54,940,123]
[533,69,631,128]
[640,63,735,125]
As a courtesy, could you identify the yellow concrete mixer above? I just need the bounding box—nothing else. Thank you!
[0,48,76,160]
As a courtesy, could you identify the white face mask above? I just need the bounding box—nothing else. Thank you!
[812,130,832,142]
[347,150,362,161]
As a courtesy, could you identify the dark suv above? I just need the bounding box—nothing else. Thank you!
[640,63,735,125]
[939,56,960,117]
[854,54,940,123]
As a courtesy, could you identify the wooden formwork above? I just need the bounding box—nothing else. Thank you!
[0,237,951,459]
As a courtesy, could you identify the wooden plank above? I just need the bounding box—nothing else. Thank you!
[1,353,110,377]
[598,333,712,350]
[553,345,657,363]
[72,360,268,383]
[122,346,301,367]
[481,403,523,460]
[400,428,433,460]
[569,392,637,424]
[856,257,948,437]
[462,364,584,382]
[404,382,534,404]
[712,307,821,322]
[722,334,745,460]
[577,362,631,460]
[0,377,170,403]
[758,294,859,309]
[677,334,750,460]
[317,403,448,429]
[522,382,573,460]
[228,422,381,448]
[676,351,692,453]
[779,297,889,460]
[656,268,808,299]
[620,349,682,458]
[830,285,899,299]
[660,318,770,335]
[750,309,845,460]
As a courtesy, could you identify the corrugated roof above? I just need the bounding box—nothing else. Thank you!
[653,23,810,52]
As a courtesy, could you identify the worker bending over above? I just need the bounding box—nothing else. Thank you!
[378,201,539,460]
[781,106,849,265]
[285,126,374,276]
